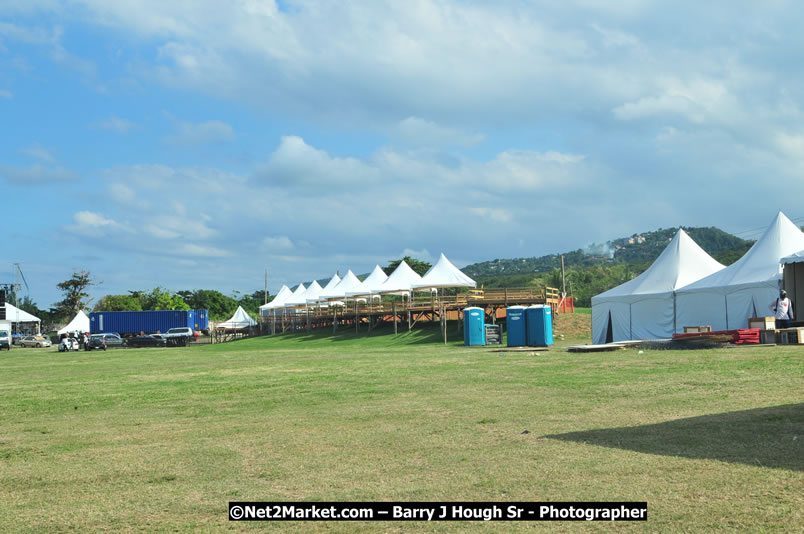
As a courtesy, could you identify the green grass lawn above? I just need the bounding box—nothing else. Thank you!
[0,325,801,532]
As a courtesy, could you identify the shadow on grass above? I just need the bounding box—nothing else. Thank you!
[261,323,464,346]
[544,403,803,471]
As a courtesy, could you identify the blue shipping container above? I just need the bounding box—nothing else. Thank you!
[525,305,553,346]
[463,307,486,346]
[191,309,209,330]
[506,306,527,347]
[90,310,209,335]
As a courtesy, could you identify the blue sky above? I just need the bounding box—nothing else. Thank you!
[3,1,804,309]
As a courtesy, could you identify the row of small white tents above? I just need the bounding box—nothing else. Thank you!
[259,254,476,316]
[592,211,804,344]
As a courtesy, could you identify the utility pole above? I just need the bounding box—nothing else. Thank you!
[264,268,268,304]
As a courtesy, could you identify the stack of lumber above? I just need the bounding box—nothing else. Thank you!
[672,329,760,345]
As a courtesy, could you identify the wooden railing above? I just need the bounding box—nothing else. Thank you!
[263,287,562,317]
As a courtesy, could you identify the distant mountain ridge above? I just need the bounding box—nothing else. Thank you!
[463,226,754,278]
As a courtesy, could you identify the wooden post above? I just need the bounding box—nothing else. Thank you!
[442,300,447,345]
[333,308,337,334]
[393,301,398,335]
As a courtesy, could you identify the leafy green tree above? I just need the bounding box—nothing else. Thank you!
[94,294,143,312]
[141,287,189,311]
[53,270,99,320]
[236,290,264,320]
[383,256,432,277]
[180,289,238,320]
[15,294,41,316]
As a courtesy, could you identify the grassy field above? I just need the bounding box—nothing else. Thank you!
[0,323,801,532]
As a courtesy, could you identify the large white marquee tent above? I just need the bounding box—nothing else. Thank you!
[58,310,90,335]
[345,265,387,298]
[260,285,292,316]
[591,229,725,344]
[2,303,41,333]
[412,253,476,289]
[675,211,804,332]
[374,260,424,296]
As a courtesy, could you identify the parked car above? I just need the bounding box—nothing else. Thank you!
[85,334,107,351]
[166,327,197,340]
[127,335,167,348]
[95,333,126,347]
[19,335,53,348]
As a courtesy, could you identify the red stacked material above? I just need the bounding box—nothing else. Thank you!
[672,329,760,344]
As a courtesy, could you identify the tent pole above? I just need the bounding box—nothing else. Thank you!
[442,288,447,345]
[673,292,677,334]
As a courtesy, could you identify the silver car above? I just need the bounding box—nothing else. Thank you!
[20,335,53,348]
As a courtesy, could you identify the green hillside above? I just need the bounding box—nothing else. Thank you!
[464,226,754,307]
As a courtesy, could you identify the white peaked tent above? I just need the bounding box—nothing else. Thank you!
[322,270,362,300]
[298,280,324,305]
[412,253,476,289]
[676,211,804,331]
[315,273,342,302]
[307,273,341,308]
[374,260,425,295]
[217,306,257,329]
[346,265,388,298]
[591,229,725,344]
[58,310,90,335]
[277,284,307,308]
[282,284,307,308]
[260,285,292,315]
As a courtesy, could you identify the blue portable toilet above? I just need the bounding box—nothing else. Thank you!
[463,307,486,346]
[506,306,527,347]
[526,305,553,346]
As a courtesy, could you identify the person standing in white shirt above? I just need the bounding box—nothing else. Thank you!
[769,290,794,329]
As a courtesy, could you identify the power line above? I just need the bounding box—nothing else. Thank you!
[729,215,804,239]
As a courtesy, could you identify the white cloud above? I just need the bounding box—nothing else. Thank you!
[261,236,294,250]
[66,210,127,237]
[254,135,377,188]
[175,243,231,257]
[0,89,12,99]
[20,143,55,162]
[92,116,137,134]
[0,163,77,184]
[164,114,235,145]
[468,207,513,223]
[398,248,433,263]
[143,215,217,240]
[0,21,97,79]
[393,117,484,147]
[107,183,141,207]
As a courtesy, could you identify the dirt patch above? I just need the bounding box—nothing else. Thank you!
[554,312,591,339]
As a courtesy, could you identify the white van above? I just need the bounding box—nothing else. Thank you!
[0,320,12,350]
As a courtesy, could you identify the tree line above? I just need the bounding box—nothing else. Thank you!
[13,257,434,330]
